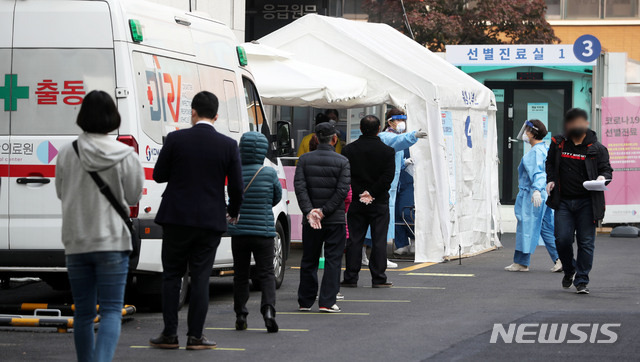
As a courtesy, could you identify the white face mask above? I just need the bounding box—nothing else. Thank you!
[522,133,530,143]
[395,121,406,133]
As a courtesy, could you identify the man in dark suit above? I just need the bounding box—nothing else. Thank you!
[341,115,396,288]
[150,91,243,350]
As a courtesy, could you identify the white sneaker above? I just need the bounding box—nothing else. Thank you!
[336,292,345,300]
[361,248,369,266]
[394,246,410,256]
[386,259,398,268]
[319,304,341,313]
[504,263,529,272]
[550,259,563,273]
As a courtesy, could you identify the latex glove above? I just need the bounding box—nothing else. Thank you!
[546,182,555,195]
[415,130,428,139]
[404,158,414,167]
[596,176,606,182]
[531,190,542,208]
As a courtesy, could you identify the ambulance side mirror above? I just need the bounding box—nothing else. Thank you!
[276,121,293,156]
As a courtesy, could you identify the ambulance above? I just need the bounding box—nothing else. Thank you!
[0,0,293,306]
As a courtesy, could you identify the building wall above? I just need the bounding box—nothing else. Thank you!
[551,23,640,61]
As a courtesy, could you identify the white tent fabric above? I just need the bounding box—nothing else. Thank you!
[260,14,501,262]
[243,42,368,107]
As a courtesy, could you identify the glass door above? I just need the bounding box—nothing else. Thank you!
[485,81,572,204]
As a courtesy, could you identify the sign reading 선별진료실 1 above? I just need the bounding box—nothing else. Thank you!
[445,35,601,66]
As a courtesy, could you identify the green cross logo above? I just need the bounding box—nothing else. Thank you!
[0,74,29,111]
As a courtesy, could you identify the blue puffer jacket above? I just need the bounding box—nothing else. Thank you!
[228,132,282,237]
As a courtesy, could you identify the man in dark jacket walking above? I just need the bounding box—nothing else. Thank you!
[341,115,396,288]
[546,108,613,294]
[295,122,350,313]
[151,91,243,349]
[228,132,282,333]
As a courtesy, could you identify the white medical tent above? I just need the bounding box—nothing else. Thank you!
[259,14,501,262]
[243,42,368,107]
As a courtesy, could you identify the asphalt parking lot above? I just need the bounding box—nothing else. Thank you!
[1,233,639,361]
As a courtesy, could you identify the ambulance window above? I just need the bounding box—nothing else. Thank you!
[224,81,241,133]
[10,49,116,135]
[134,52,201,144]
[243,78,263,132]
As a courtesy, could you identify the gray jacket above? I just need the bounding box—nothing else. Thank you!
[55,133,144,255]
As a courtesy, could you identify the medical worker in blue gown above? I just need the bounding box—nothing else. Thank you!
[361,109,427,268]
[505,119,563,273]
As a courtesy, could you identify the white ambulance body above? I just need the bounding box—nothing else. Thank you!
[0,0,291,296]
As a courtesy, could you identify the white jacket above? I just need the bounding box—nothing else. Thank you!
[55,133,144,255]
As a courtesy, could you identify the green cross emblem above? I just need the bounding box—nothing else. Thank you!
[0,74,30,111]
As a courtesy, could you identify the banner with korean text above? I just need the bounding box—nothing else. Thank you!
[601,96,640,223]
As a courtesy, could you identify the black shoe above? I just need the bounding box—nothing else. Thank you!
[149,334,179,349]
[263,307,279,333]
[562,272,575,289]
[340,281,357,288]
[576,283,590,294]
[186,335,217,350]
[372,282,393,288]
[235,315,247,331]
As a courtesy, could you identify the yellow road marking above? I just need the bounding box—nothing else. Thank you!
[362,286,446,290]
[130,346,245,351]
[290,267,407,272]
[397,262,437,271]
[338,300,410,303]
[278,312,369,316]
[206,327,309,332]
[403,272,475,277]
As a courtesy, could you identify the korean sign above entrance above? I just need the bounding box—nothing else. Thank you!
[446,35,600,66]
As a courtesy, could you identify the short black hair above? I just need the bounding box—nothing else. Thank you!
[191,91,219,119]
[564,108,588,124]
[527,119,548,140]
[360,115,381,136]
[325,109,339,118]
[315,113,330,126]
[76,90,121,134]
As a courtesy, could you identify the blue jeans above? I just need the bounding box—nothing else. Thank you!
[67,251,129,362]
[554,198,596,286]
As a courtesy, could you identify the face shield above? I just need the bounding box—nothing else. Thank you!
[517,120,539,140]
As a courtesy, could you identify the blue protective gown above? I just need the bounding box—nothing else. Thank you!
[374,130,418,240]
[514,142,556,256]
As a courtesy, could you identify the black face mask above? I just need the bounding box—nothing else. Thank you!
[567,127,587,138]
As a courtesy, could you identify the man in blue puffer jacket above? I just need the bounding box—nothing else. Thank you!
[228,132,282,333]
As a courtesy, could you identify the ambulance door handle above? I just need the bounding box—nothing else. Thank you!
[16,177,50,185]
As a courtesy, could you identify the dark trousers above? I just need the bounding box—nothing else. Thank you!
[554,198,596,286]
[298,224,346,309]
[161,225,221,338]
[344,201,389,285]
[231,236,276,317]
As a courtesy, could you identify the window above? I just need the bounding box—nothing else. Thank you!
[546,0,562,18]
[565,0,601,19]
[548,0,640,19]
[243,78,264,132]
[606,0,638,17]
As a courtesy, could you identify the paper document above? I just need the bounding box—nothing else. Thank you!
[583,180,609,191]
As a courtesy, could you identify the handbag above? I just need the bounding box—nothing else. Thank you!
[72,140,141,270]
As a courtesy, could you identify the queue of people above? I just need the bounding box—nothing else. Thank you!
[55,88,611,361]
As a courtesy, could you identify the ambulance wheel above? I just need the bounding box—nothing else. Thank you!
[251,221,286,290]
